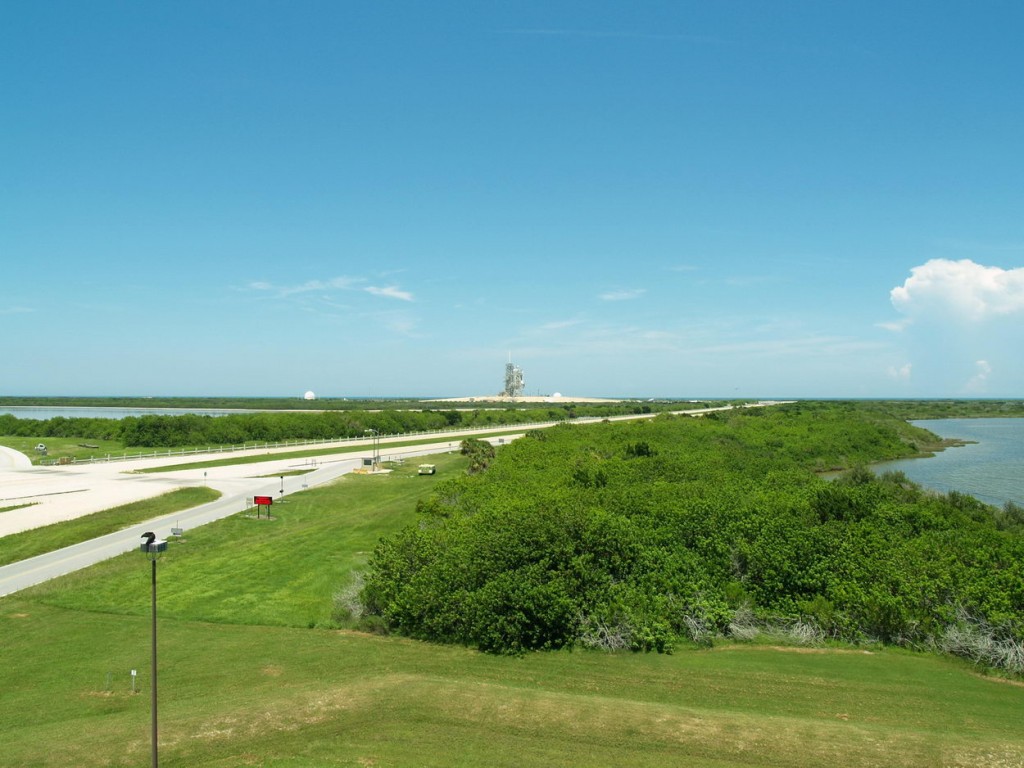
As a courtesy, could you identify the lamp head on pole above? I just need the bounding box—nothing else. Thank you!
[140,531,168,557]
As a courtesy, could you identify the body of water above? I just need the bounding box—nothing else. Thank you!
[0,406,256,420]
[874,418,1024,508]
[4,408,1022,507]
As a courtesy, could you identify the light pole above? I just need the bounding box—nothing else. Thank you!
[140,532,167,768]
[365,428,380,470]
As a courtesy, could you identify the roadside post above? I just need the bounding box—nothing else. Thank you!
[140,532,167,768]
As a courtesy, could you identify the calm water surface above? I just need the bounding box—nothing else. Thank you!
[874,418,1024,508]
[0,406,255,420]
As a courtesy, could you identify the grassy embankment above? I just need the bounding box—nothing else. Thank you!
[0,503,36,514]
[0,435,125,465]
[132,430,522,474]
[0,487,221,568]
[0,428,528,468]
[2,451,1023,767]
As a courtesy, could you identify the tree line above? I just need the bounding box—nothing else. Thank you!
[360,403,1024,673]
[0,402,674,448]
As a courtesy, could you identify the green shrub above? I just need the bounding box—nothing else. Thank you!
[360,405,1024,665]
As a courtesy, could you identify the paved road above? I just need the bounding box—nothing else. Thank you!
[0,401,789,597]
[0,439,486,597]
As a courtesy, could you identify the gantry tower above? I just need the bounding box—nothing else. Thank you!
[502,355,524,398]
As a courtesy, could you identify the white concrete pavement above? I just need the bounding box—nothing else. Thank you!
[0,401,787,597]
[0,438,501,597]
[0,431,486,538]
[0,445,32,470]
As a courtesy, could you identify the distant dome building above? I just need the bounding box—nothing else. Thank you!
[303,391,317,401]
[552,392,562,398]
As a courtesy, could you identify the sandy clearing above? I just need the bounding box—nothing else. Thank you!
[0,431,486,538]
[0,444,375,538]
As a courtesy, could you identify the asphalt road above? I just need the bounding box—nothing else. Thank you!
[0,439,479,597]
[0,401,786,597]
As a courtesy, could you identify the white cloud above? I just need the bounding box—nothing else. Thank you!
[365,285,414,302]
[372,311,419,335]
[599,288,646,301]
[0,306,34,315]
[890,259,1024,322]
[887,363,912,381]
[964,359,992,393]
[876,319,911,332]
[280,280,330,296]
[283,277,362,296]
[247,276,362,296]
[639,330,676,341]
[386,318,418,335]
[884,260,1024,395]
[538,318,584,331]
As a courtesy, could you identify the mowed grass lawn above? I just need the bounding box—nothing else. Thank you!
[0,487,222,567]
[2,454,1023,767]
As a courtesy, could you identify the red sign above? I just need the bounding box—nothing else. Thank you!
[254,495,273,506]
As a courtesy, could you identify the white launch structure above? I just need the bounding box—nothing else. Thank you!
[502,356,524,398]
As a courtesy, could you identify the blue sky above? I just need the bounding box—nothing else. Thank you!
[2,1,1023,398]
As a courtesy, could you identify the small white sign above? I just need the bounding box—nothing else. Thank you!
[131,669,137,677]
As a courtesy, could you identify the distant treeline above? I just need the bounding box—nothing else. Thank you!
[0,396,449,412]
[857,399,1024,420]
[0,402,677,447]
[3,396,1020,419]
[0,395,696,413]
[361,402,1024,673]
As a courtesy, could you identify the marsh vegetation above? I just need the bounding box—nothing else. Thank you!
[362,404,1024,672]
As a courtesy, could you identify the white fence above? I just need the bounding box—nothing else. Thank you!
[37,419,584,466]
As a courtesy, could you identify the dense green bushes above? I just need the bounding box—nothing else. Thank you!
[862,399,1024,420]
[0,408,539,447]
[459,438,496,474]
[360,405,1024,671]
[0,401,699,448]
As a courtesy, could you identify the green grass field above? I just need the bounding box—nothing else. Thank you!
[0,435,126,464]
[0,487,222,568]
[0,502,37,514]
[0,427,526,468]
[1,453,1022,767]
[132,430,524,473]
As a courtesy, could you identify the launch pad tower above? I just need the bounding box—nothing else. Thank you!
[502,357,524,398]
